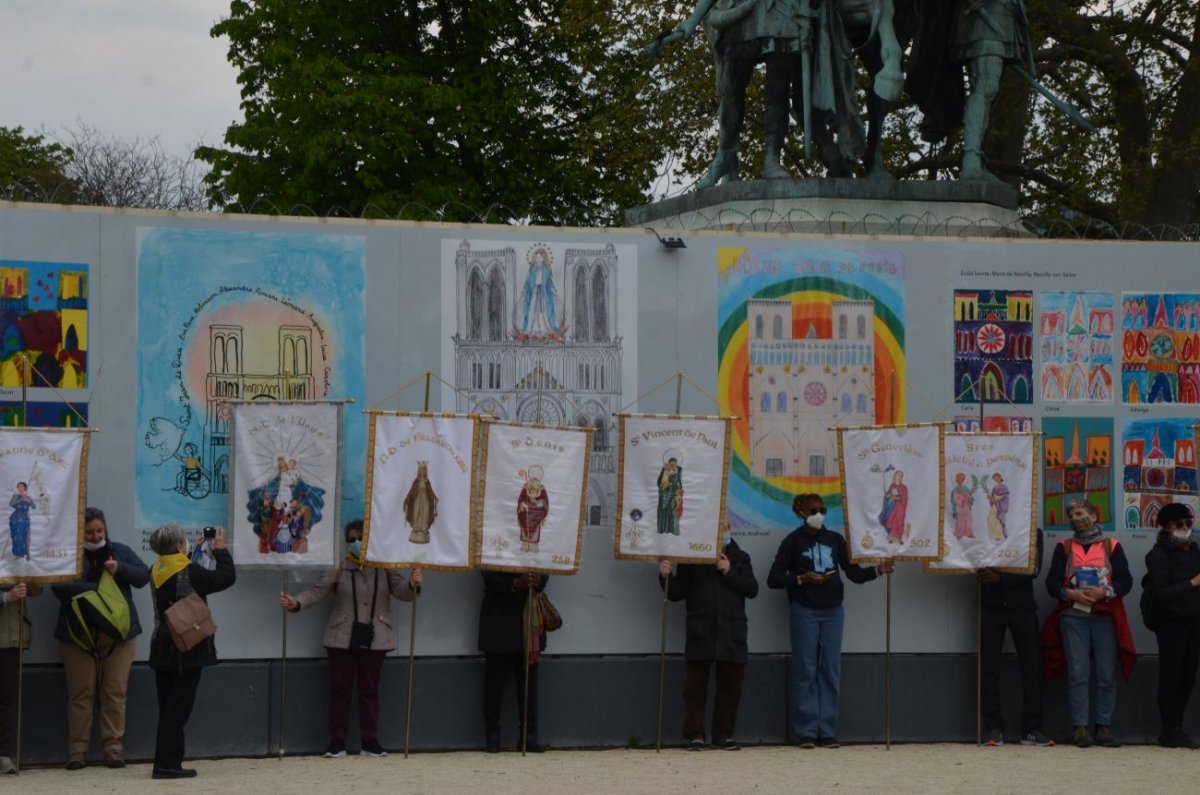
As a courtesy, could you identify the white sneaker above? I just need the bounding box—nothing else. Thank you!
[0,756,15,774]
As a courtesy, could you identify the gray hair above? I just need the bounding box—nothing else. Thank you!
[1065,499,1098,519]
[149,523,188,555]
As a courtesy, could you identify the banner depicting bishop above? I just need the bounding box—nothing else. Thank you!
[230,401,341,568]
[362,412,478,571]
[477,421,591,575]
[615,415,732,562]
[0,427,88,585]
[838,424,944,563]
[928,432,1038,574]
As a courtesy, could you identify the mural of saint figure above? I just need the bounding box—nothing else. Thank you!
[879,469,908,543]
[987,472,1010,541]
[516,465,549,553]
[657,454,684,536]
[403,461,439,544]
[515,248,557,335]
[8,481,34,560]
[245,456,326,553]
[951,472,975,540]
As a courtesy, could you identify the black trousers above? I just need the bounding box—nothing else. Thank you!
[154,668,203,770]
[0,648,17,758]
[682,660,745,744]
[980,607,1042,735]
[483,653,538,736]
[1155,617,1200,731]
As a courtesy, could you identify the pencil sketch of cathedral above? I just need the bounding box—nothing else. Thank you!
[452,240,622,526]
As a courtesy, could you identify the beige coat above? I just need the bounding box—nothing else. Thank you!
[293,559,415,651]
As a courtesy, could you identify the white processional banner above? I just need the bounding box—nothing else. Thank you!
[838,424,944,563]
[477,421,591,575]
[363,412,478,571]
[230,402,342,568]
[614,414,732,562]
[0,427,88,585]
[927,432,1039,574]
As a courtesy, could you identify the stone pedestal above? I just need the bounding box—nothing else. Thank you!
[625,177,1030,237]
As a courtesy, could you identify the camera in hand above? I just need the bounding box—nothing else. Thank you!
[203,526,217,539]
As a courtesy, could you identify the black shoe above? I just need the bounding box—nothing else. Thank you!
[152,767,197,779]
[1072,725,1093,748]
[716,739,741,751]
[486,731,501,754]
[361,739,387,757]
[1094,725,1121,748]
[1160,728,1200,749]
[816,737,840,749]
[796,737,817,749]
[323,740,346,758]
[686,738,706,751]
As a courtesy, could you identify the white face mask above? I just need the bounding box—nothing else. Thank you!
[1173,529,1192,542]
[805,512,825,530]
[83,540,105,552]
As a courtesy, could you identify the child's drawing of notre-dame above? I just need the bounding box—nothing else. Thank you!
[452,240,623,529]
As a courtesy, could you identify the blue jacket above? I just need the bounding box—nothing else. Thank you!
[52,541,151,642]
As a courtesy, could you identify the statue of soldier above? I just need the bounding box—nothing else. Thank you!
[649,0,808,188]
[907,0,1036,184]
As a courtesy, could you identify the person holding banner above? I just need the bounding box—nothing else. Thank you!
[52,507,150,769]
[768,493,893,748]
[977,528,1052,747]
[0,582,37,775]
[147,523,236,779]
[279,519,422,758]
[1143,502,1200,748]
[1042,499,1134,748]
[479,570,549,753]
[657,533,758,750]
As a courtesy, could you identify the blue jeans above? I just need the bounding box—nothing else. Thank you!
[789,603,844,740]
[1060,612,1118,727]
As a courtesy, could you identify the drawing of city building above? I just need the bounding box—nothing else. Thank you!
[954,289,1033,403]
[1121,293,1200,404]
[451,240,621,526]
[1122,419,1198,528]
[199,324,315,496]
[1040,292,1114,402]
[746,298,875,478]
[1043,418,1112,528]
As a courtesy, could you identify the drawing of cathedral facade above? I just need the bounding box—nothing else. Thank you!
[200,324,315,496]
[747,298,875,478]
[452,240,621,526]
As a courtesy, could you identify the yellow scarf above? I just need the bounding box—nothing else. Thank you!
[152,553,190,589]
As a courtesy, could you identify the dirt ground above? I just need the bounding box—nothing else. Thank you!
[11,743,1194,794]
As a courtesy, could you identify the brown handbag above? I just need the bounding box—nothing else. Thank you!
[536,592,562,632]
[162,568,217,652]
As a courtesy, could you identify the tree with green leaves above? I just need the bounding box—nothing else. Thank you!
[0,126,76,203]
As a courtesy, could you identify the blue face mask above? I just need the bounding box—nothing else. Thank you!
[346,540,362,558]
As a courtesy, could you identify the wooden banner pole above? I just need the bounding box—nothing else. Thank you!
[885,569,892,750]
[404,371,433,759]
[521,585,533,757]
[14,373,25,774]
[279,571,288,759]
[656,575,669,753]
[977,584,983,747]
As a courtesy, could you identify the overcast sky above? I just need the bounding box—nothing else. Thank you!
[0,0,242,157]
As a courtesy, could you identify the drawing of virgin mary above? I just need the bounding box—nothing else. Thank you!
[245,457,326,551]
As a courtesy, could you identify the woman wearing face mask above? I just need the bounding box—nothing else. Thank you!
[51,507,149,770]
[279,518,422,758]
[1144,502,1200,748]
[1042,498,1134,748]
[767,493,893,748]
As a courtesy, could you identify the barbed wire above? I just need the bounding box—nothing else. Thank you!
[3,179,1200,241]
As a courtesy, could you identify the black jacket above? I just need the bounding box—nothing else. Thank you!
[659,538,758,663]
[767,526,877,610]
[478,571,549,655]
[980,529,1043,611]
[52,541,150,642]
[148,548,236,671]
[1146,533,1200,621]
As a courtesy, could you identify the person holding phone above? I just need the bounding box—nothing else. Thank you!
[767,493,893,748]
[279,518,421,758]
[51,506,149,769]
[657,524,758,750]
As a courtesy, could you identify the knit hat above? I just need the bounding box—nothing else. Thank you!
[1157,502,1193,528]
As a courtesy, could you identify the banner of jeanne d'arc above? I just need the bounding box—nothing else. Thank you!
[363,412,478,572]
[230,402,342,568]
[927,433,1038,574]
[477,421,591,575]
[838,424,943,563]
[0,428,89,585]
[614,415,732,563]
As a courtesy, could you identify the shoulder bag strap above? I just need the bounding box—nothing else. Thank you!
[350,568,360,623]
[368,569,379,620]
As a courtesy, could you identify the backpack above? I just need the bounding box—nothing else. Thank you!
[65,570,131,656]
[1140,572,1159,632]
